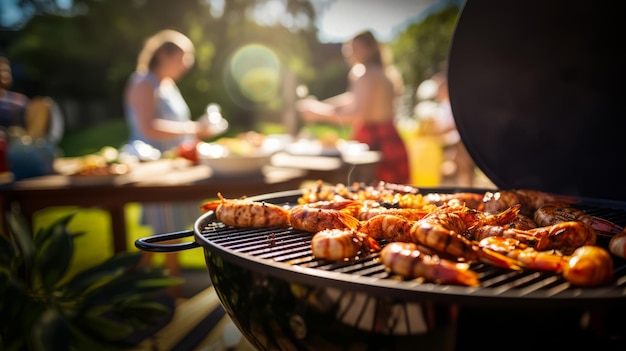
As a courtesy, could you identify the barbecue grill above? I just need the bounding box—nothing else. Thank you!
[136,0,626,349]
[137,188,626,350]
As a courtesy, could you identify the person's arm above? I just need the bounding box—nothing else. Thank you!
[297,73,373,125]
[321,91,353,109]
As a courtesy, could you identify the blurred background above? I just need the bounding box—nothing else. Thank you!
[0,0,464,164]
[1,0,486,283]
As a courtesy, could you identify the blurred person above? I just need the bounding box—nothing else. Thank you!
[0,56,28,130]
[124,29,222,295]
[416,71,475,187]
[1,56,64,178]
[296,30,410,184]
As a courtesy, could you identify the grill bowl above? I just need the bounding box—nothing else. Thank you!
[188,189,626,351]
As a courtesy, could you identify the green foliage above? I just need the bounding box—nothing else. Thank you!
[2,0,462,144]
[391,4,461,88]
[58,119,129,157]
[0,211,182,350]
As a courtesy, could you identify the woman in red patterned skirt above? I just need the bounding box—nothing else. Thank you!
[296,30,409,184]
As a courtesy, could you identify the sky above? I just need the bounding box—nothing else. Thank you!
[314,0,440,43]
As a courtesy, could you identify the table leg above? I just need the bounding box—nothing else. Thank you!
[107,205,128,253]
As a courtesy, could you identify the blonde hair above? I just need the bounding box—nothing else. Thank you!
[136,29,195,72]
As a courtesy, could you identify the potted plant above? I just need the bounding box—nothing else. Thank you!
[0,210,182,350]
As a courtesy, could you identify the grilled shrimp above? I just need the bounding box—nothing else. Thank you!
[200,192,290,228]
[479,237,614,287]
[380,242,480,286]
[412,211,521,269]
[357,212,469,257]
[563,245,614,287]
[474,221,596,255]
[422,192,486,210]
[289,204,360,233]
[534,203,623,234]
[453,204,521,235]
[608,230,626,259]
[483,189,576,216]
[528,221,597,254]
[478,236,566,272]
[356,206,432,221]
[473,225,539,244]
[358,214,416,242]
[311,228,380,261]
[358,210,520,269]
[508,214,538,230]
[301,199,362,212]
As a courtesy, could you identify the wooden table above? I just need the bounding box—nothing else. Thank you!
[0,158,308,253]
[0,151,380,254]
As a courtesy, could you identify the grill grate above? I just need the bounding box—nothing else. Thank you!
[197,192,626,308]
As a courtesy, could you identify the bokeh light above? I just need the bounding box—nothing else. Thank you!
[224,44,281,107]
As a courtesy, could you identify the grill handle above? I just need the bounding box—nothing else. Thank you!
[134,230,199,252]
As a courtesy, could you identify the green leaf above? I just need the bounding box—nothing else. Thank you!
[30,309,70,351]
[79,313,135,340]
[33,220,75,292]
[6,212,35,271]
[121,300,172,315]
[0,233,15,268]
[33,213,76,248]
[80,270,182,309]
[61,252,142,297]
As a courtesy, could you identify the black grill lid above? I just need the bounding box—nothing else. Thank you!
[447,0,626,201]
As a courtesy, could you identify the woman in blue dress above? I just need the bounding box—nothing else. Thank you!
[124,30,221,292]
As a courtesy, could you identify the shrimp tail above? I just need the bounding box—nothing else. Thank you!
[365,234,382,252]
[491,204,522,225]
[430,261,481,287]
[200,192,226,212]
[590,216,624,234]
[476,247,522,271]
[333,211,360,230]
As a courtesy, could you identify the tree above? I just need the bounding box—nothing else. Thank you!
[391,4,461,92]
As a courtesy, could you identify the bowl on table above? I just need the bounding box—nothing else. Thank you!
[196,142,272,177]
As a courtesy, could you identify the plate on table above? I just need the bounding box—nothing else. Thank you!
[67,163,131,186]
[196,142,272,176]
[200,154,272,177]
[286,139,368,157]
